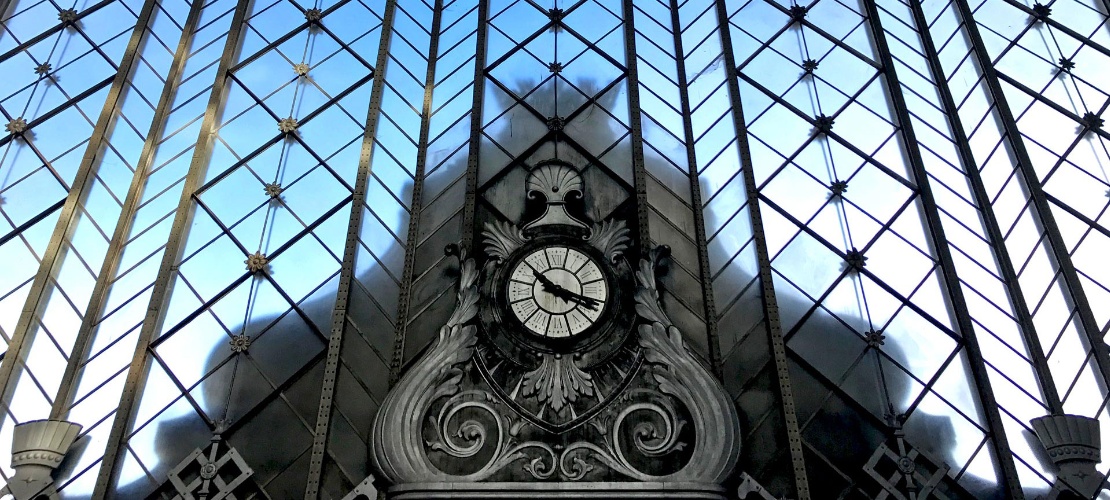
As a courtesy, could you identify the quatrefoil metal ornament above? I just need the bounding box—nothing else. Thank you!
[229,333,251,353]
[789,4,807,22]
[57,8,77,24]
[167,437,254,500]
[264,182,283,199]
[844,248,867,272]
[802,58,818,74]
[245,252,269,274]
[278,117,298,134]
[5,118,27,135]
[863,420,948,500]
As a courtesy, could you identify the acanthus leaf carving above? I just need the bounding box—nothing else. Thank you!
[371,250,491,484]
[626,245,742,484]
[633,248,669,326]
[520,354,596,414]
[481,220,527,261]
[585,219,631,263]
[432,256,481,401]
[371,241,742,489]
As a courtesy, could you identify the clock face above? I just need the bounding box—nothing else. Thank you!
[506,245,609,338]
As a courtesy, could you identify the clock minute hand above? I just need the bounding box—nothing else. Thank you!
[561,290,600,311]
[544,279,600,310]
[532,271,600,311]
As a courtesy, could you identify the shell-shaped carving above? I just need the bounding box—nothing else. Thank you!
[523,161,588,231]
[527,162,583,203]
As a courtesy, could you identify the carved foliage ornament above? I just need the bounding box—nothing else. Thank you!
[371,248,740,484]
[520,353,595,414]
[370,160,740,488]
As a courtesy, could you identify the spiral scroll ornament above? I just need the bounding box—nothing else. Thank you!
[369,243,741,491]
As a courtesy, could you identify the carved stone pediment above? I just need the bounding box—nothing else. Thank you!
[369,161,741,498]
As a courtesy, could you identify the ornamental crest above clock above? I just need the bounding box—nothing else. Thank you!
[477,160,639,431]
[369,159,741,492]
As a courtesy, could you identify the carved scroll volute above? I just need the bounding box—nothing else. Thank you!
[370,254,481,484]
[634,247,741,483]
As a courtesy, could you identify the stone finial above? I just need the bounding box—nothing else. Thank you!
[0,420,82,500]
[1032,414,1104,498]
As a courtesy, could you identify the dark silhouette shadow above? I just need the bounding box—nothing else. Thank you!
[85,75,996,500]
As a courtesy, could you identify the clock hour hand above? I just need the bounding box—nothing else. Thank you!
[532,270,560,290]
[532,271,600,311]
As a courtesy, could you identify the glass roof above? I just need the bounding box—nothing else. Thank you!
[0,0,1107,497]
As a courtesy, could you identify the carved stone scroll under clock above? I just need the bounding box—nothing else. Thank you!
[369,159,742,499]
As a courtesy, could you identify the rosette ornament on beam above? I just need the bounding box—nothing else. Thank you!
[369,160,741,499]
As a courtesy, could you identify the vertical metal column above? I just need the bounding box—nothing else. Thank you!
[901,0,1062,413]
[950,0,1110,388]
[0,0,18,25]
[458,0,490,251]
[92,0,255,494]
[666,0,722,375]
[388,1,442,386]
[303,2,397,497]
[621,0,651,246]
[48,0,207,421]
[712,1,809,497]
[0,0,160,418]
[860,0,1023,495]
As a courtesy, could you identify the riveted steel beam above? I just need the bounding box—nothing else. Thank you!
[459,0,490,251]
[622,0,651,246]
[91,0,255,494]
[951,0,1110,390]
[388,0,444,387]
[861,0,1024,495]
[0,0,162,424]
[47,0,208,422]
[712,1,809,497]
[303,1,398,497]
[666,0,722,377]
[900,0,1062,413]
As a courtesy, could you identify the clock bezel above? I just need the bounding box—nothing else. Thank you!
[506,245,608,338]
[480,234,635,364]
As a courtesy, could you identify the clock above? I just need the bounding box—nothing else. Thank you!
[506,245,609,338]
[478,161,634,359]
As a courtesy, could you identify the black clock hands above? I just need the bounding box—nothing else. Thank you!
[551,286,601,311]
[532,270,600,311]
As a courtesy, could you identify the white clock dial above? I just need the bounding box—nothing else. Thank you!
[507,246,608,338]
